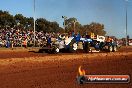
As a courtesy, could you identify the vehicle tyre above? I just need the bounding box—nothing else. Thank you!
[47,49,52,54]
[69,39,77,53]
[113,46,117,52]
[52,47,59,54]
[49,44,59,54]
[83,42,90,53]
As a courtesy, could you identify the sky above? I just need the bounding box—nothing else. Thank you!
[0,0,132,38]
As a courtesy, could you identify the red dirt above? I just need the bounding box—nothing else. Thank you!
[0,47,132,88]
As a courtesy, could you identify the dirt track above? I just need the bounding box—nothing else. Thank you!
[0,47,132,88]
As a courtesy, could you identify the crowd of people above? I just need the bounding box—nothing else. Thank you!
[0,28,60,48]
[0,28,125,49]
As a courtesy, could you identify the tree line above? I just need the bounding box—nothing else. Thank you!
[0,10,106,35]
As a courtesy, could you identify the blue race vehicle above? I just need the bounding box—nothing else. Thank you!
[39,34,118,53]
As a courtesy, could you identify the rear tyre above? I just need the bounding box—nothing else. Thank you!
[83,42,90,53]
[69,39,77,53]
[113,46,117,52]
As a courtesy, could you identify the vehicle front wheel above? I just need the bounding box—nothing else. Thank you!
[52,46,59,54]
[83,42,90,53]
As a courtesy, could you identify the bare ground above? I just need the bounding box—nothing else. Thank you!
[0,46,132,88]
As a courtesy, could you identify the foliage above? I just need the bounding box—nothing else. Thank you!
[0,10,64,33]
[65,17,106,36]
[83,22,106,36]
[0,10,106,35]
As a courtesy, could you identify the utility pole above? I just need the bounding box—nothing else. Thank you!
[73,19,77,33]
[62,16,67,33]
[125,0,128,46]
[34,0,36,47]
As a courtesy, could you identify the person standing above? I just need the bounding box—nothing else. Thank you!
[23,39,27,48]
[11,40,14,50]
